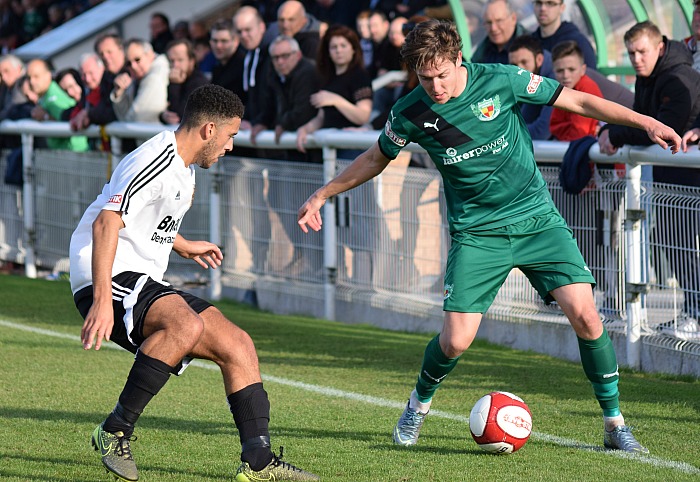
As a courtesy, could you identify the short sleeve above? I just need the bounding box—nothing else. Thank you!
[377,108,410,160]
[508,65,563,106]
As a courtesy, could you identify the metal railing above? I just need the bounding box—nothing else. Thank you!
[2,119,700,371]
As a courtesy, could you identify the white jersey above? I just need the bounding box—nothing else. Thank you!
[69,130,196,293]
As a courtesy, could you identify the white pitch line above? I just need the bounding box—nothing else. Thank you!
[2,318,699,475]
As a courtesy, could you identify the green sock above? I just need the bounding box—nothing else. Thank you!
[577,328,621,417]
[415,335,461,403]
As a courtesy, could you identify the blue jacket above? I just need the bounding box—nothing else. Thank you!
[531,21,597,68]
[520,50,555,140]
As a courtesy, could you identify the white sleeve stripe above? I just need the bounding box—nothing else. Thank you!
[119,144,175,213]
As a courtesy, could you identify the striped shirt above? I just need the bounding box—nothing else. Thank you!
[69,130,195,293]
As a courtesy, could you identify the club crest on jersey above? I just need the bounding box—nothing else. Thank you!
[471,96,501,121]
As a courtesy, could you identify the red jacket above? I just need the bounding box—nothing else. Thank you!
[550,74,602,141]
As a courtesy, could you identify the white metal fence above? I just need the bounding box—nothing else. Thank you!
[1,120,699,375]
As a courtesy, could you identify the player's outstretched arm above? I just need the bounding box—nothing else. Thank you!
[554,87,681,153]
[298,142,392,233]
[173,234,223,269]
[82,209,123,350]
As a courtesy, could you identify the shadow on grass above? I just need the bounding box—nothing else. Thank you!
[0,452,229,481]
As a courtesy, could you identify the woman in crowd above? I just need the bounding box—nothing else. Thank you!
[296,23,373,158]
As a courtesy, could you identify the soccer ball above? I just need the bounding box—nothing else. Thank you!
[469,391,532,454]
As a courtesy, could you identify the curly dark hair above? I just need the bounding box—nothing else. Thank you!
[180,84,244,130]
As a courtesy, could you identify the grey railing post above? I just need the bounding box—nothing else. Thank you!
[624,161,644,369]
[322,146,337,321]
[209,160,222,301]
[21,133,36,278]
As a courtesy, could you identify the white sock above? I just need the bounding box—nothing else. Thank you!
[604,415,625,431]
[408,389,431,414]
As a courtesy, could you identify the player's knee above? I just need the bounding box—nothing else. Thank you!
[441,336,471,358]
[174,313,205,349]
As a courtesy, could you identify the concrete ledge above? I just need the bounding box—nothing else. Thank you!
[209,275,700,378]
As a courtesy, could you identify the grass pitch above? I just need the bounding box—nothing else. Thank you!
[0,274,698,481]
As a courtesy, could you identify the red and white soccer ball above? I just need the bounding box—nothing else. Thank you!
[469,391,532,454]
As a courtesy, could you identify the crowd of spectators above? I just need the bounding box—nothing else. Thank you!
[1,0,700,337]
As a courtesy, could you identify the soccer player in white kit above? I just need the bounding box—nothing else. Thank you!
[70,84,319,482]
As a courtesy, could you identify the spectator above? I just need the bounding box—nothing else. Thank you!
[0,53,26,120]
[110,38,169,123]
[683,3,700,72]
[306,0,364,28]
[160,38,209,125]
[296,24,372,150]
[69,53,107,136]
[189,20,209,42]
[87,33,124,127]
[296,24,377,285]
[368,10,400,79]
[20,0,46,43]
[599,21,700,339]
[172,20,190,40]
[507,35,554,140]
[356,10,373,69]
[242,0,282,24]
[550,40,601,141]
[209,19,246,102]
[149,12,173,54]
[41,3,63,34]
[193,37,215,76]
[368,10,402,114]
[266,0,323,60]
[56,68,84,104]
[26,58,88,151]
[263,35,321,154]
[233,6,272,131]
[472,0,527,65]
[0,53,26,161]
[530,0,597,68]
[0,0,22,52]
[264,35,324,277]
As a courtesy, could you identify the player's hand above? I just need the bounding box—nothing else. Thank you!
[681,127,700,152]
[645,118,681,154]
[597,129,618,155]
[81,300,114,350]
[174,239,223,269]
[298,192,326,233]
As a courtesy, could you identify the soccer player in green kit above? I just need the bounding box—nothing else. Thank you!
[297,19,681,453]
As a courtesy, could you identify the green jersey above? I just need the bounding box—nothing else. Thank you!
[378,62,563,233]
[39,81,89,152]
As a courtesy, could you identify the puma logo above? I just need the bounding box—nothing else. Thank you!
[423,118,440,131]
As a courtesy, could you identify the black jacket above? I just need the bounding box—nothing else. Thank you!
[263,57,321,131]
[163,69,210,120]
[606,38,700,185]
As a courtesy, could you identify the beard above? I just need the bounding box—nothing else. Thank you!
[194,139,220,169]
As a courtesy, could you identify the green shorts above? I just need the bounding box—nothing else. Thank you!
[443,211,596,313]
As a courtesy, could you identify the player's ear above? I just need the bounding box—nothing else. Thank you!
[201,122,216,140]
